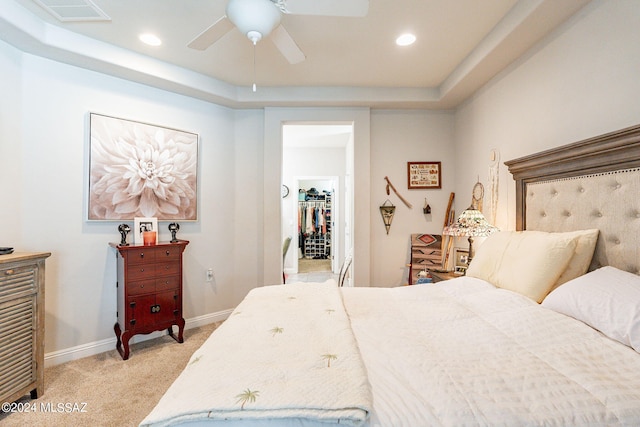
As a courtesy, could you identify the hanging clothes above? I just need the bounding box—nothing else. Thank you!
[297,198,331,260]
[306,205,314,234]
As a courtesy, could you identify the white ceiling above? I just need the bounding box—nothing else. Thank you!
[1,0,590,109]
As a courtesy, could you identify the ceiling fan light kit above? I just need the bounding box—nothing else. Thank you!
[226,0,281,43]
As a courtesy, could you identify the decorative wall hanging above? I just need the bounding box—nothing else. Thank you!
[423,198,431,214]
[88,113,198,221]
[471,180,484,211]
[442,192,455,270]
[379,200,396,235]
[407,161,441,189]
[383,176,412,208]
[488,148,500,224]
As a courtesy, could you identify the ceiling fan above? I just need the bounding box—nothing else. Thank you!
[187,0,369,65]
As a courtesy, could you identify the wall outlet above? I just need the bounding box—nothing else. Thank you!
[206,268,214,282]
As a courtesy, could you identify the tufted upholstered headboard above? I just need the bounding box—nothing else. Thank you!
[505,125,640,275]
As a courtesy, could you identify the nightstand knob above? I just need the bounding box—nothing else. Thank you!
[139,253,144,258]
[166,250,170,256]
[130,319,136,325]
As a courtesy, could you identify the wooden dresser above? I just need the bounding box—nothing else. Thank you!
[0,252,50,404]
[110,241,188,360]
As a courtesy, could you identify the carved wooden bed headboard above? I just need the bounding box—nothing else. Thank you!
[505,125,640,274]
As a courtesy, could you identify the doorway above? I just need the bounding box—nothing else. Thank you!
[264,107,370,287]
[281,124,351,282]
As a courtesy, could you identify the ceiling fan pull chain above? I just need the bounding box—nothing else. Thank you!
[252,40,257,92]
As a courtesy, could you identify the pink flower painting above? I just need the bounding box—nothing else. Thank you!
[89,114,198,220]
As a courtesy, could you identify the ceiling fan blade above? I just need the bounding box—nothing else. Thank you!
[284,0,369,17]
[271,25,305,64]
[187,16,235,50]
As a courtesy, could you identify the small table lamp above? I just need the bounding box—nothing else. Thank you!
[443,207,498,264]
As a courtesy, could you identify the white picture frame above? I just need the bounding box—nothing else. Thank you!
[134,217,158,245]
[454,247,469,275]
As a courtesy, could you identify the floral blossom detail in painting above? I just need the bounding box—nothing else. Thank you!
[89,114,198,220]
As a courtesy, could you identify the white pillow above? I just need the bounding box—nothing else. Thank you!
[466,231,577,303]
[553,229,599,289]
[542,266,640,352]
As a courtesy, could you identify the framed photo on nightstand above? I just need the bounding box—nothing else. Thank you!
[454,247,469,275]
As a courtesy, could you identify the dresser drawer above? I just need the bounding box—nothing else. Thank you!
[156,247,182,262]
[127,278,156,296]
[156,276,179,292]
[125,248,157,265]
[156,262,180,277]
[0,265,36,300]
[126,264,156,281]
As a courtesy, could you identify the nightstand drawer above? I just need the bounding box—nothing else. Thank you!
[429,270,459,283]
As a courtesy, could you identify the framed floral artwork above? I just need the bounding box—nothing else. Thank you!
[88,113,198,220]
[407,161,442,189]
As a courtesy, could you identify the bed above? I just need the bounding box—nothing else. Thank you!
[141,125,640,427]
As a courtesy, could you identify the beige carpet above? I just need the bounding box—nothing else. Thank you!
[298,258,331,273]
[0,322,221,427]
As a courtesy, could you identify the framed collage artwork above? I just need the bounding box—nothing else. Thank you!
[408,161,442,189]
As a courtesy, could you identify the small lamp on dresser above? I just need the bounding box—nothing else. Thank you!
[443,206,498,270]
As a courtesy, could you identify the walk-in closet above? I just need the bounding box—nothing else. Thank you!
[298,186,332,273]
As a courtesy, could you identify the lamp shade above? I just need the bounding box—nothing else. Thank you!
[443,207,498,238]
[226,0,281,41]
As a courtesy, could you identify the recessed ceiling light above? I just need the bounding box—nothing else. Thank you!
[396,33,416,47]
[139,33,162,46]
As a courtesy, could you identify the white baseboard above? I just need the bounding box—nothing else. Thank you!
[44,309,233,367]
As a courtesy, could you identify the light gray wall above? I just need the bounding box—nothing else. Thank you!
[1,45,247,358]
[370,110,456,286]
[0,39,22,243]
[454,0,640,231]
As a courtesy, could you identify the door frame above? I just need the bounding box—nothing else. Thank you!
[263,107,371,286]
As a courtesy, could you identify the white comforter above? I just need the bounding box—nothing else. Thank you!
[343,277,640,426]
[142,277,640,427]
[140,282,372,427]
